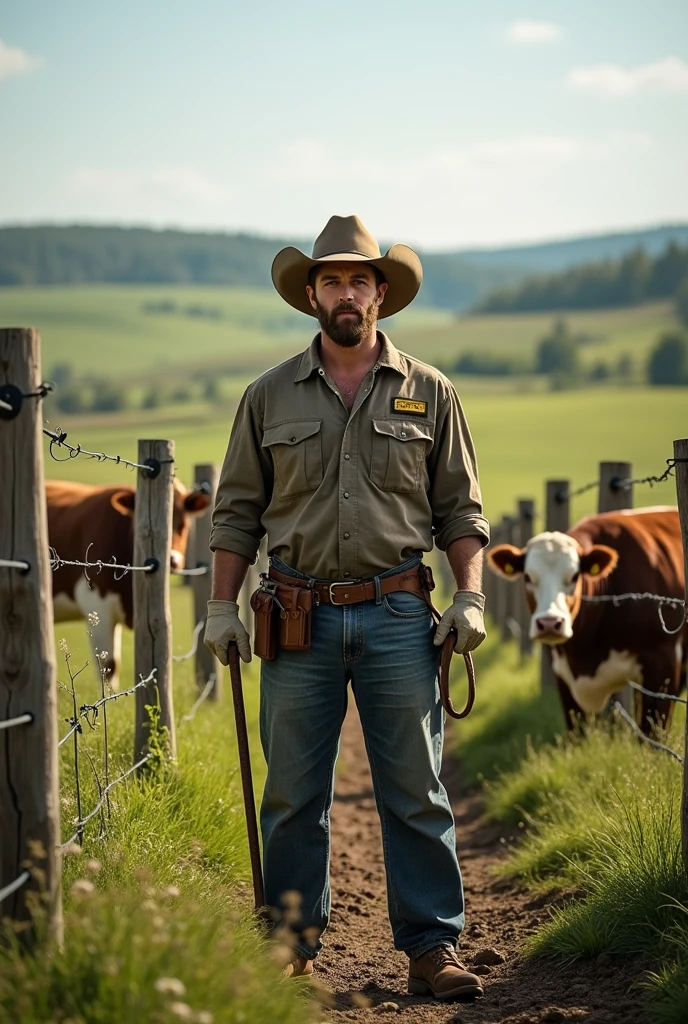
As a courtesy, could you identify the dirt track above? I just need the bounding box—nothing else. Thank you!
[314,705,648,1024]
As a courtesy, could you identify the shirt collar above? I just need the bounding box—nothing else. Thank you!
[293,331,407,382]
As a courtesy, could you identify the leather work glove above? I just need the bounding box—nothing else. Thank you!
[433,591,487,654]
[204,600,252,664]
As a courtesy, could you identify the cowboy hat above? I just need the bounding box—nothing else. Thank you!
[271,214,423,319]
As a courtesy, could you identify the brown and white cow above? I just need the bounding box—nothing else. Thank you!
[488,507,687,734]
[47,479,211,688]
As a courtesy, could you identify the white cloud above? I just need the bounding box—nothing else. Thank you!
[569,56,688,96]
[506,21,563,43]
[270,132,650,187]
[0,38,42,81]
[68,167,232,206]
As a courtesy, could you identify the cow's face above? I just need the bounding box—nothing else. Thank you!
[110,481,211,568]
[488,532,618,644]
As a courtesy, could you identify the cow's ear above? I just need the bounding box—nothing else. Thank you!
[580,545,618,580]
[111,490,136,517]
[184,490,212,515]
[487,544,526,579]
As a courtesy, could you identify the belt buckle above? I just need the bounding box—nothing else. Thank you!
[328,582,349,605]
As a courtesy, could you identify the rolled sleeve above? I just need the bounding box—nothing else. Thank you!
[428,385,490,551]
[209,388,271,562]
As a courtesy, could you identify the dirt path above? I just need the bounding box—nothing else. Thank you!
[314,706,647,1024]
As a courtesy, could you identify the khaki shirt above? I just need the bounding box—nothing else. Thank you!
[210,332,489,580]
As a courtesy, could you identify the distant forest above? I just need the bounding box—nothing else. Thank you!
[477,243,688,313]
[2,223,688,311]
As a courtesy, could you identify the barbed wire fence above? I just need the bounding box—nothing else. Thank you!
[1,327,224,944]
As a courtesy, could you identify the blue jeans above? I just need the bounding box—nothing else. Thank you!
[259,555,464,960]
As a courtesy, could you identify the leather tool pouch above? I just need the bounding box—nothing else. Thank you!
[250,575,315,660]
[277,584,314,651]
[250,586,279,661]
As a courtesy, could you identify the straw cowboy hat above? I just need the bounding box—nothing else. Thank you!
[271,214,423,319]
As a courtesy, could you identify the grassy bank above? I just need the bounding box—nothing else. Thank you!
[454,630,688,1024]
[0,588,316,1024]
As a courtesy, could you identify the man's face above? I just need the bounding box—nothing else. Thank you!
[306,263,387,348]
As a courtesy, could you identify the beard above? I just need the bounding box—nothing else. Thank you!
[314,297,379,348]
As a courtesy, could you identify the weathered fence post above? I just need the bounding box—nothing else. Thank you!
[491,517,507,637]
[542,480,570,689]
[0,327,62,946]
[598,461,634,715]
[192,463,221,701]
[673,439,688,873]
[133,439,177,764]
[501,515,519,643]
[517,499,535,656]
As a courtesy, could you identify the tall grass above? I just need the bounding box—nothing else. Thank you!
[0,589,316,1024]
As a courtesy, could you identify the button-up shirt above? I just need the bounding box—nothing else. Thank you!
[210,332,489,580]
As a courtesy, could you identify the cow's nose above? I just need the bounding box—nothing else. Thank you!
[536,616,564,634]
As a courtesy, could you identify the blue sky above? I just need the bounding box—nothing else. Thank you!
[1,0,687,248]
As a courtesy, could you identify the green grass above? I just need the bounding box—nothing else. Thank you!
[0,587,317,1024]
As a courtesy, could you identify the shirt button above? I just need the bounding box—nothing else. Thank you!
[400,431,407,438]
[343,491,349,498]
[290,436,296,442]
[343,533,350,540]
[318,368,324,375]
[344,454,350,460]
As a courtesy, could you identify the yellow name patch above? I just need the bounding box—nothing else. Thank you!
[391,398,428,416]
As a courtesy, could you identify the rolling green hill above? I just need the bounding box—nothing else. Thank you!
[2,223,688,310]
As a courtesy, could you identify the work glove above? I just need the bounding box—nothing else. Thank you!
[204,600,252,664]
[433,591,486,654]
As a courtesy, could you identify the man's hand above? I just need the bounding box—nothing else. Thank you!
[434,591,486,654]
[204,600,252,664]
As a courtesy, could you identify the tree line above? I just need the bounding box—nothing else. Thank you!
[478,244,688,314]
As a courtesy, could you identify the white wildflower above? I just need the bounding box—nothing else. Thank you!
[154,977,186,997]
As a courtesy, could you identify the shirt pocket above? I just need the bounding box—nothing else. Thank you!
[370,419,433,493]
[262,420,324,499]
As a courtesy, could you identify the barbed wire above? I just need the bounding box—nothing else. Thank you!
[181,675,216,722]
[0,870,31,905]
[50,545,156,581]
[611,700,684,765]
[0,712,33,732]
[581,590,687,636]
[172,620,205,663]
[43,427,173,474]
[555,456,686,503]
[556,479,600,502]
[60,754,152,849]
[171,565,209,577]
[58,669,157,748]
[626,680,688,705]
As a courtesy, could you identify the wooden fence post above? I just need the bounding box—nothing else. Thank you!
[598,461,634,715]
[501,515,519,643]
[0,327,62,946]
[598,461,633,514]
[542,480,570,688]
[133,439,177,764]
[492,517,508,638]
[192,463,220,701]
[517,499,535,656]
[672,439,688,873]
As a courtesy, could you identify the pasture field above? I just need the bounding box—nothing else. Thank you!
[0,285,675,388]
[41,385,688,524]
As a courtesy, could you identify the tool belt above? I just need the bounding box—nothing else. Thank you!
[250,561,476,719]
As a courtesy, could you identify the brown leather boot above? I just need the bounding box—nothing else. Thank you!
[282,954,315,978]
[408,945,484,1001]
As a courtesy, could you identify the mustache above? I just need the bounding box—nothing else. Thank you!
[334,303,363,316]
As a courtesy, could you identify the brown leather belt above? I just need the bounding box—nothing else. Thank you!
[267,563,476,720]
[268,563,431,606]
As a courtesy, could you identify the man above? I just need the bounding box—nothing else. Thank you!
[204,215,489,1002]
